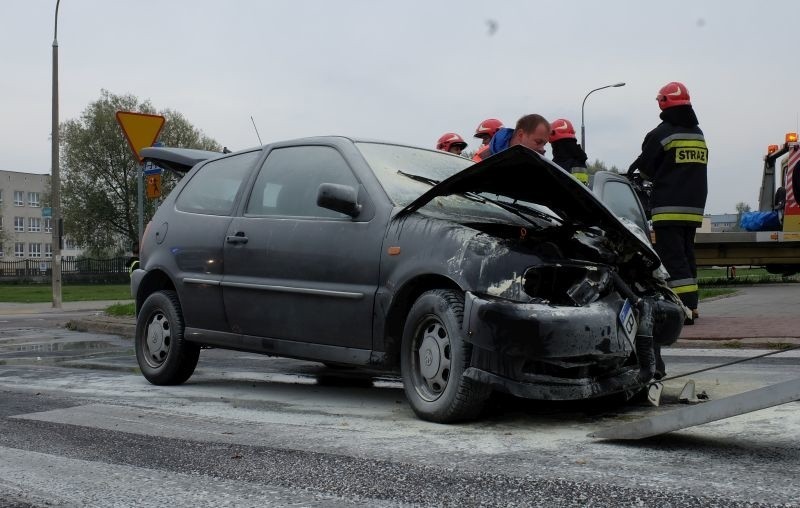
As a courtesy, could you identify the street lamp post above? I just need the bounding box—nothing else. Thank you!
[580,82,625,153]
[51,0,62,308]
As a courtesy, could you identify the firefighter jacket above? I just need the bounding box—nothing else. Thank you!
[551,138,589,185]
[632,106,708,227]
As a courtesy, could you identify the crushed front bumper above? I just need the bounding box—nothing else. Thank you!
[461,291,642,400]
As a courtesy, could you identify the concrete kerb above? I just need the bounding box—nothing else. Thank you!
[0,300,134,316]
[65,315,136,340]
[62,317,796,351]
[6,288,795,350]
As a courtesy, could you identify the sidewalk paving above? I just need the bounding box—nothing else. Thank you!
[674,284,800,349]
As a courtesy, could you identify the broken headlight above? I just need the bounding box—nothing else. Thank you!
[523,264,612,306]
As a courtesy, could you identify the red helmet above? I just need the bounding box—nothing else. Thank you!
[473,118,503,140]
[436,132,468,152]
[656,81,691,110]
[549,118,576,142]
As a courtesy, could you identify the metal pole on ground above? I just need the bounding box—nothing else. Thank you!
[51,0,62,309]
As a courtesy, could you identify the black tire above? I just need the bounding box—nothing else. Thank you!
[135,290,200,385]
[400,290,491,423]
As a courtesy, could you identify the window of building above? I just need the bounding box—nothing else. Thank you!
[14,243,24,257]
[14,217,24,232]
[0,244,4,257]
[65,238,78,250]
[14,190,24,206]
[0,189,3,205]
[45,243,52,258]
[28,192,40,207]
[28,243,42,258]
[44,217,52,233]
[0,216,3,231]
[28,217,41,232]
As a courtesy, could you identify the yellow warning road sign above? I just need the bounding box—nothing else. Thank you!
[115,111,165,163]
[146,174,163,199]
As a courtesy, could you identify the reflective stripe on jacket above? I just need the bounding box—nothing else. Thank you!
[636,122,708,227]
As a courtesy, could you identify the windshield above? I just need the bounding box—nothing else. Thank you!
[356,142,473,206]
[357,142,561,228]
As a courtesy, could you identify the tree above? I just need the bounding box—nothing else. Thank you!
[734,201,752,231]
[60,90,221,256]
[585,159,621,176]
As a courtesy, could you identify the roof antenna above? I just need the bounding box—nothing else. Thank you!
[250,116,263,146]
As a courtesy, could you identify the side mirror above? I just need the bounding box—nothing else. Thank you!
[317,183,361,218]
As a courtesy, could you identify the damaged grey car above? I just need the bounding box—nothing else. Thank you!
[132,138,685,423]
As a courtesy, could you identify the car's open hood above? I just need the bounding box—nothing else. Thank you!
[140,147,223,174]
[399,145,659,266]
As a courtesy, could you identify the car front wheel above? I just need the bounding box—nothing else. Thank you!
[135,290,200,385]
[400,289,491,422]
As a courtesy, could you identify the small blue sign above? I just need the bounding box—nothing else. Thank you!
[42,207,52,217]
[143,161,163,176]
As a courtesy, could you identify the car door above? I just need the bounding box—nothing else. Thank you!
[165,150,262,332]
[592,171,651,237]
[221,144,383,349]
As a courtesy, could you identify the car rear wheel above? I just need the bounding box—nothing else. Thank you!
[135,290,200,385]
[400,289,491,422]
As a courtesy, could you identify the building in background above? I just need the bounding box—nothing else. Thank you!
[706,213,740,233]
[0,170,81,262]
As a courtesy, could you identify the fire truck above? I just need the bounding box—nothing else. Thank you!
[694,132,800,274]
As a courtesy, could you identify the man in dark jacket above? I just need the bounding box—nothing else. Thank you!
[549,118,589,184]
[629,81,708,324]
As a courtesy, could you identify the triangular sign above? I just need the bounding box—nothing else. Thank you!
[115,111,166,163]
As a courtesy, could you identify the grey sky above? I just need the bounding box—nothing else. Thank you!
[2,1,798,214]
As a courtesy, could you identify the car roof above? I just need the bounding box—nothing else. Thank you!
[140,136,452,173]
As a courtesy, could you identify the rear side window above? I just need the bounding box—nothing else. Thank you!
[245,146,359,218]
[176,151,261,215]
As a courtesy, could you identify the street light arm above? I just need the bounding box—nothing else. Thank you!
[53,0,60,44]
[580,82,626,152]
[581,85,612,125]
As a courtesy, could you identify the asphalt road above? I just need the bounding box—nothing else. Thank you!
[0,304,799,507]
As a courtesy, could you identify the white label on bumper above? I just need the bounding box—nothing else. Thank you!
[619,299,637,344]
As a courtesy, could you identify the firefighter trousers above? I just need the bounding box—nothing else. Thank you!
[653,225,699,310]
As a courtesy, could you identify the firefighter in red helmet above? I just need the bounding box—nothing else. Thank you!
[629,81,708,328]
[549,118,589,184]
[436,132,468,156]
[472,118,503,162]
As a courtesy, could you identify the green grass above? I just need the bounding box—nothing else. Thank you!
[698,288,737,300]
[0,284,131,303]
[105,302,135,316]
[697,266,800,286]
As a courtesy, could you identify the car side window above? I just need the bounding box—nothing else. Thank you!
[176,151,261,215]
[245,145,359,219]
[601,180,648,232]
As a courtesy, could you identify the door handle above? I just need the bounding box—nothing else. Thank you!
[225,233,249,245]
